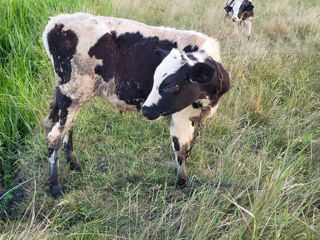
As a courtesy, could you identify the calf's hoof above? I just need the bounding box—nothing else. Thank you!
[176,177,187,188]
[69,160,82,171]
[69,152,82,171]
[50,185,64,198]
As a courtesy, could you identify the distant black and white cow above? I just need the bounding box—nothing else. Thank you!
[224,0,254,39]
[42,13,230,197]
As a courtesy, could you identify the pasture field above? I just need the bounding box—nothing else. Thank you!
[0,0,319,239]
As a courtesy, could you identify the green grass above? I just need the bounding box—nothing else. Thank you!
[0,0,320,239]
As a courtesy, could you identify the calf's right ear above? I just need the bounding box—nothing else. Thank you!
[190,62,215,84]
[245,4,254,11]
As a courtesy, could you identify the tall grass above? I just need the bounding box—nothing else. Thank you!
[0,0,113,184]
[0,0,319,239]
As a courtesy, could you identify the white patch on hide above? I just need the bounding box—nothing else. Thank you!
[63,134,69,145]
[170,106,196,146]
[143,48,187,107]
[49,150,56,168]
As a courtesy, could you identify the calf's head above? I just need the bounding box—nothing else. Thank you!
[141,48,229,120]
[229,0,254,22]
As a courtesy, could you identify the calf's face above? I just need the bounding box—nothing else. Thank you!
[141,48,216,120]
[230,0,254,22]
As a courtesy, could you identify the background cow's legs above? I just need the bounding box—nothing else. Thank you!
[223,13,229,23]
[244,20,252,39]
[233,22,239,36]
[169,110,195,188]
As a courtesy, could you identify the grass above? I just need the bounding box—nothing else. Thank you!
[0,0,319,239]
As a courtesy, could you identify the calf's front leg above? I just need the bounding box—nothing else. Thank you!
[169,113,195,188]
[244,20,252,40]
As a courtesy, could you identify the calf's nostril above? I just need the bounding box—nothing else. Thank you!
[141,107,148,116]
[141,106,160,120]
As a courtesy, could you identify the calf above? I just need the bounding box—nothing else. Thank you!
[42,13,230,197]
[224,0,254,39]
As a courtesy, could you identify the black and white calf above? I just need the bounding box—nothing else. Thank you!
[224,0,254,39]
[42,13,230,197]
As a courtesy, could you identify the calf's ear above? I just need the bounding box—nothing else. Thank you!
[190,62,215,84]
[224,6,232,12]
[154,49,170,61]
[245,4,254,11]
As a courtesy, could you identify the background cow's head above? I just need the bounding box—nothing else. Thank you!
[228,0,254,22]
[141,48,229,120]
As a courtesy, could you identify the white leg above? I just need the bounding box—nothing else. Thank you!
[233,22,241,38]
[169,111,195,187]
[245,20,252,39]
[168,102,220,187]
[223,13,229,23]
[234,22,239,34]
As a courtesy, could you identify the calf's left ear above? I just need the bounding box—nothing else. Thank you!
[190,62,215,84]
[224,6,232,12]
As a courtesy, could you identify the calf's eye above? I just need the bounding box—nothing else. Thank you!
[160,84,180,94]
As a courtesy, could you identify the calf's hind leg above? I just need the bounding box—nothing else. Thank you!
[63,128,82,171]
[45,88,82,197]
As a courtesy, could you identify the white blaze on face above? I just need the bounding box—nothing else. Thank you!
[232,0,243,22]
[142,48,187,108]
